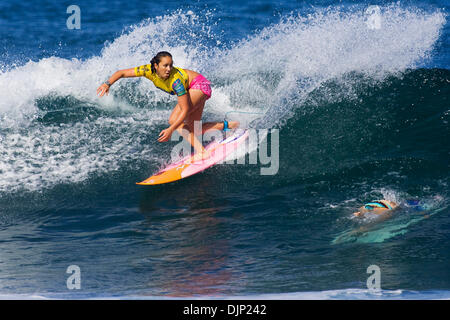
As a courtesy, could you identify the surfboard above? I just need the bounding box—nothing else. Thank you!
[136,129,249,185]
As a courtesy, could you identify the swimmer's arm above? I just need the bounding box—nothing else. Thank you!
[353,206,367,217]
[97,68,136,97]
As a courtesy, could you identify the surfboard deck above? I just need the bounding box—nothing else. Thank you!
[136,129,249,185]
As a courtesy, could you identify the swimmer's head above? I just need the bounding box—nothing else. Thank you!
[151,51,173,79]
[353,200,398,217]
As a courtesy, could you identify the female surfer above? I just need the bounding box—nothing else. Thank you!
[96,51,239,162]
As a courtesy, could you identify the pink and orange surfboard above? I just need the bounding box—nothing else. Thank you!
[136,129,249,185]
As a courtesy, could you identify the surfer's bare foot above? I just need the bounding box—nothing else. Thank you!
[191,149,212,162]
[228,121,240,130]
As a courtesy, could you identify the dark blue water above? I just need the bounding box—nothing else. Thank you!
[0,0,449,299]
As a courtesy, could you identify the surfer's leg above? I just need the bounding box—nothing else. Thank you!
[187,89,236,161]
[168,90,208,155]
[184,92,240,134]
[184,89,207,127]
[168,110,204,154]
[184,90,212,161]
[200,120,240,134]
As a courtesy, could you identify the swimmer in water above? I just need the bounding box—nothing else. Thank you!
[96,51,239,162]
[353,200,399,217]
[353,198,434,221]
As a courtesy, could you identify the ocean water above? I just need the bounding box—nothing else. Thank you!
[0,0,449,299]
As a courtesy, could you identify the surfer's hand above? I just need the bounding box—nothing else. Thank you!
[158,127,173,142]
[96,83,110,97]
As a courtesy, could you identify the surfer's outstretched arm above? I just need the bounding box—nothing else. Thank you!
[96,68,136,97]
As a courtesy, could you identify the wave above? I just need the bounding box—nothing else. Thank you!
[0,288,449,300]
[0,4,447,193]
[277,68,450,182]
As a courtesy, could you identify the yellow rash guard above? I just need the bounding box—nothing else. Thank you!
[134,64,189,96]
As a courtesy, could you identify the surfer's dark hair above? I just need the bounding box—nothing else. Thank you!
[151,51,172,73]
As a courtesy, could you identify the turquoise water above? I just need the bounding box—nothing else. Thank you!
[0,0,449,299]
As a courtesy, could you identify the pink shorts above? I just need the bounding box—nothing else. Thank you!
[189,74,212,99]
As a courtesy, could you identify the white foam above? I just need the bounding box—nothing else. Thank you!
[207,5,446,127]
[1,288,448,300]
[0,5,445,192]
[0,112,167,192]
